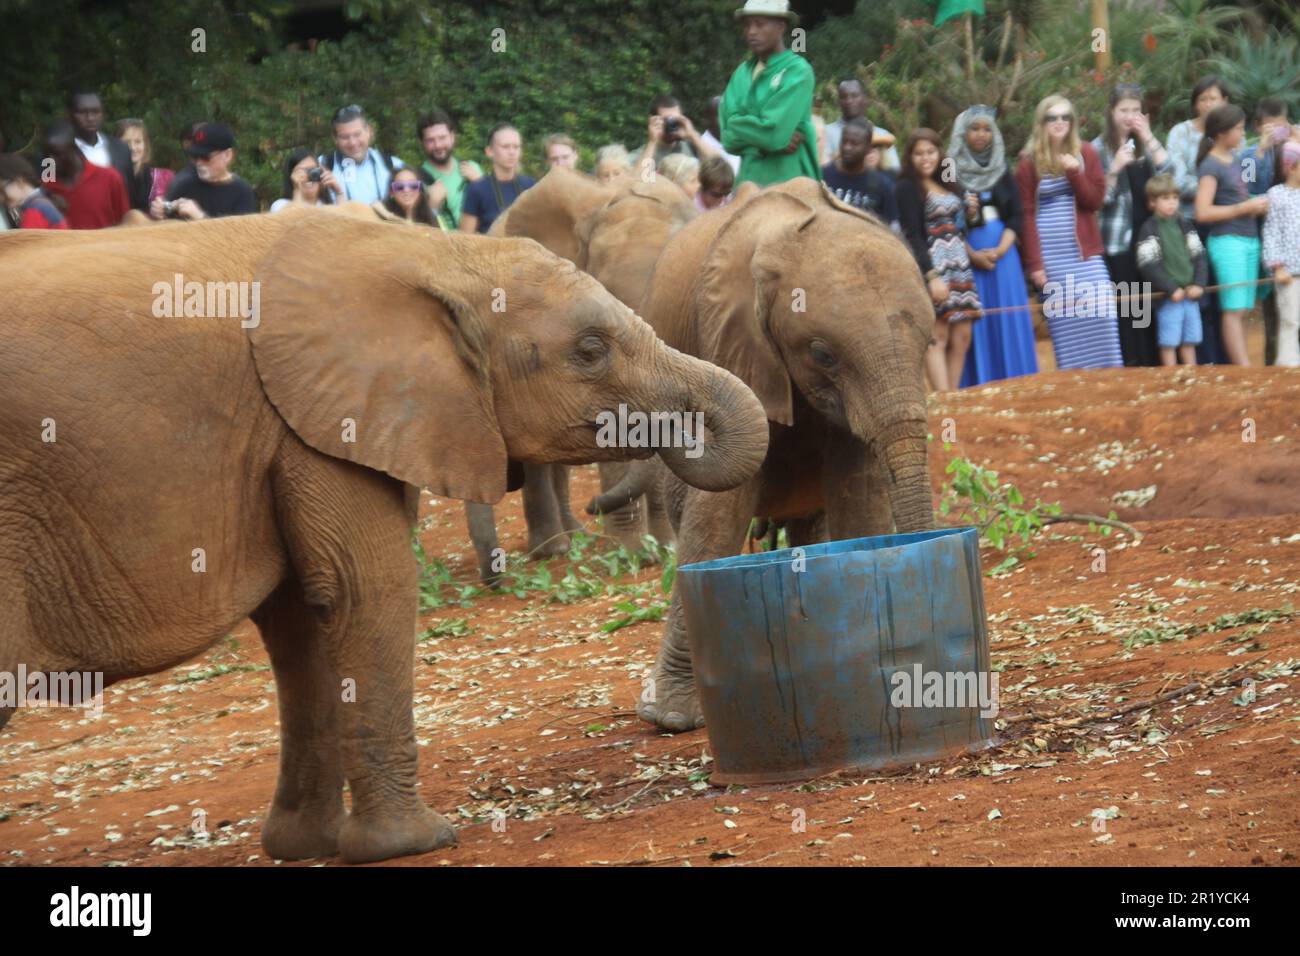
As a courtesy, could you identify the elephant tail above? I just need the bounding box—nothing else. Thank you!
[586,459,660,515]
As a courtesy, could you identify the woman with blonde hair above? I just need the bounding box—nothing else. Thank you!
[1016,94,1123,369]
[115,118,174,213]
[595,144,630,185]
[658,153,700,198]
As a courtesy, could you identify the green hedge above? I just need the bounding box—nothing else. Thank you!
[1,0,752,205]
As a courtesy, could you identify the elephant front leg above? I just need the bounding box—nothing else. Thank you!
[252,579,346,861]
[277,453,457,864]
[328,556,457,864]
[644,482,676,550]
[549,465,585,536]
[595,461,647,552]
[638,480,757,733]
[522,464,570,558]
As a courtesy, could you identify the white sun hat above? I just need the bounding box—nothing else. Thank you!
[734,0,799,25]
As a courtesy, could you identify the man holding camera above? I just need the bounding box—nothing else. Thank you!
[153,122,257,220]
[320,104,405,205]
[632,95,719,179]
[719,0,820,188]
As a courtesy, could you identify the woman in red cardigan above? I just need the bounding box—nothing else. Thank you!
[1016,95,1123,369]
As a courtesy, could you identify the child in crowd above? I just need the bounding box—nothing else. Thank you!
[696,155,734,211]
[0,153,69,228]
[1136,175,1207,366]
[1194,103,1268,365]
[1262,142,1300,366]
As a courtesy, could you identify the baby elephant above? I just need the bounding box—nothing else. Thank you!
[0,210,768,863]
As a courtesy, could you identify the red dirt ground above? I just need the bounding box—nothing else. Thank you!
[2,366,1298,868]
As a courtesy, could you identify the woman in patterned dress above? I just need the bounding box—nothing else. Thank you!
[896,128,982,391]
[1016,95,1123,370]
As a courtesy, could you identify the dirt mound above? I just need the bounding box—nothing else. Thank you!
[2,367,1297,867]
[933,367,1300,523]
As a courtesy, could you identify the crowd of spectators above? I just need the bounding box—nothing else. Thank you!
[3,0,1298,381]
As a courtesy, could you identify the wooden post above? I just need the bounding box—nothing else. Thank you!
[1092,0,1111,74]
[964,12,975,80]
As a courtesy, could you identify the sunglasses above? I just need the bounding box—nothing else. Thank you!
[1044,113,1073,124]
[391,181,422,193]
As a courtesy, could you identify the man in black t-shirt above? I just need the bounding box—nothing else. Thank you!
[460,123,536,234]
[820,118,897,227]
[154,122,257,220]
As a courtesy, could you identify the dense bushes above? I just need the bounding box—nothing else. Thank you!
[2,0,1290,205]
[1,0,746,202]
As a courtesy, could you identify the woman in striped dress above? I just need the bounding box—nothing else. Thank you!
[1016,95,1123,369]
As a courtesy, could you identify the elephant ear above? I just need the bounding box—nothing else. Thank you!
[578,178,695,309]
[497,167,613,264]
[251,215,509,504]
[696,190,817,427]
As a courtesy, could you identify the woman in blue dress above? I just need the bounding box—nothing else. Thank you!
[948,105,1039,386]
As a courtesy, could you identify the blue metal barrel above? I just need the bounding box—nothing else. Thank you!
[677,528,997,785]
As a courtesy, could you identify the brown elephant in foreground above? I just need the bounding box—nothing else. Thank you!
[0,210,769,862]
[460,168,699,581]
[590,178,937,732]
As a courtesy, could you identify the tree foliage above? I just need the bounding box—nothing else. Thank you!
[0,0,746,201]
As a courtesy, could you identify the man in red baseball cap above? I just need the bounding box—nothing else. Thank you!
[152,122,258,220]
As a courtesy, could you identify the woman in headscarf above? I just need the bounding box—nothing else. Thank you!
[949,105,1039,385]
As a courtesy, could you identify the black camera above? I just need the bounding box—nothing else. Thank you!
[662,116,683,140]
[307,167,324,183]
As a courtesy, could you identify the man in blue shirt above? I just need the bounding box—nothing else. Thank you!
[319,104,405,206]
[460,123,536,234]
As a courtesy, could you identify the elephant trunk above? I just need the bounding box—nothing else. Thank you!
[651,357,769,493]
[872,414,934,534]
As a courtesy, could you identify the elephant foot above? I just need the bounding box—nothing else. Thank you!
[528,531,570,559]
[636,665,705,733]
[476,566,504,590]
[261,800,345,861]
[559,510,585,535]
[339,805,458,865]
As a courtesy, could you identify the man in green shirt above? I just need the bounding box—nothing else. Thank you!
[416,110,483,230]
[720,0,820,188]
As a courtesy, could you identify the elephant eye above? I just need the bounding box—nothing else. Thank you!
[809,341,837,370]
[573,333,609,366]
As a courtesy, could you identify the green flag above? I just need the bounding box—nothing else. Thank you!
[932,0,985,27]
